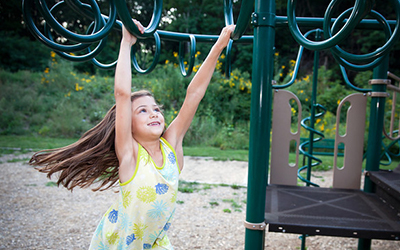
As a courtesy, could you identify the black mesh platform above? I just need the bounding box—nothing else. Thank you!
[369,171,400,215]
[265,184,400,240]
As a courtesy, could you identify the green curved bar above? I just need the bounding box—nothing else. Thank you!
[36,0,116,43]
[157,30,253,44]
[273,29,315,89]
[298,130,323,187]
[224,0,253,40]
[64,0,100,20]
[131,32,161,74]
[339,66,372,92]
[276,16,398,29]
[22,0,91,52]
[225,40,234,77]
[91,56,118,70]
[287,0,367,50]
[224,0,234,25]
[332,51,385,71]
[178,35,196,77]
[115,0,162,39]
[327,7,397,64]
[51,21,109,62]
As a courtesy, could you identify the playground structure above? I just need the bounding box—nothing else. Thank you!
[22,0,400,249]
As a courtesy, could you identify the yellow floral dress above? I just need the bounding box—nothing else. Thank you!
[89,138,180,250]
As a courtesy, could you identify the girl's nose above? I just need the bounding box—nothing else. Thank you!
[150,111,158,118]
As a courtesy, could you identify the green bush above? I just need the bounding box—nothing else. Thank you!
[0,53,114,137]
[2,50,389,152]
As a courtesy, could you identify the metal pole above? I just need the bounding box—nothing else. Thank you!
[358,55,389,250]
[244,0,275,249]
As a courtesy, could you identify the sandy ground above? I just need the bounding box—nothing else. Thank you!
[0,153,399,249]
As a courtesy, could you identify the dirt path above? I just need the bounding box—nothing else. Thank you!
[0,153,399,249]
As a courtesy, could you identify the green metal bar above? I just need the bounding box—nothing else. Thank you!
[275,16,398,29]
[244,0,275,249]
[358,54,390,250]
[364,57,389,190]
[156,30,253,43]
[223,0,253,40]
[287,0,370,51]
[115,0,162,38]
[301,29,321,250]
[306,29,322,185]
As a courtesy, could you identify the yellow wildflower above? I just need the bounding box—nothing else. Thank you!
[75,83,83,91]
[291,107,296,116]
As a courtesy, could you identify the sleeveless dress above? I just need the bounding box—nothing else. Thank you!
[89,138,180,250]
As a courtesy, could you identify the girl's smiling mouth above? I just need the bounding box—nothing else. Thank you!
[148,121,161,126]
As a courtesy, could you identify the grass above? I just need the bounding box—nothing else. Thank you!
[1,135,399,171]
[0,135,77,153]
[182,146,248,162]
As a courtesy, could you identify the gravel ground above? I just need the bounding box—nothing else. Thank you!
[1,153,399,249]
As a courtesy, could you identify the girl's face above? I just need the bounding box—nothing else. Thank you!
[131,96,165,140]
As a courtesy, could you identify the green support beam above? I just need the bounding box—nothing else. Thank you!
[358,55,390,250]
[244,0,275,249]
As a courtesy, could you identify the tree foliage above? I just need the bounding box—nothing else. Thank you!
[1,0,399,76]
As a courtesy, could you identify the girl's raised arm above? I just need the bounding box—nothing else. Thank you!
[114,21,144,182]
[163,25,235,168]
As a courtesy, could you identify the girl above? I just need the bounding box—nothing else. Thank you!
[30,20,235,250]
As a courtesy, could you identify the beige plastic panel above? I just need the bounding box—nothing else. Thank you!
[333,93,367,189]
[270,90,302,186]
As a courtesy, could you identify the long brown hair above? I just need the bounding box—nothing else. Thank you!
[29,90,155,191]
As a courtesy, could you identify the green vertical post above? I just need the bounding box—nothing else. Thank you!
[244,0,275,249]
[306,29,322,184]
[358,55,389,250]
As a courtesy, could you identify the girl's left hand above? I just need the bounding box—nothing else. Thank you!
[122,19,145,46]
[215,25,236,50]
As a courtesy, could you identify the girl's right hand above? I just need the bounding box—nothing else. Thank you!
[214,24,235,50]
[122,19,145,46]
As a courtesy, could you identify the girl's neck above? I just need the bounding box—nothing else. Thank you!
[139,138,163,168]
[138,138,161,155]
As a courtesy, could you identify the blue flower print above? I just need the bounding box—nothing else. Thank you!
[117,240,124,250]
[119,212,132,232]
[159,166,177,182]
[168,152,176,164]
[147,200,168,220]
[143,243,152,249]
[108,209,118,223]
[163,223,171,231]
[126,233,136,246]
[148,231,161,243]
[97,241,109,250]
[155,183,169,195]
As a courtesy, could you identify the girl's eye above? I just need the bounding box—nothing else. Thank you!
[140,109,147,113]
[154,108,160,112]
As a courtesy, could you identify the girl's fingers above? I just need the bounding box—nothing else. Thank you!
[133,19,145,34]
